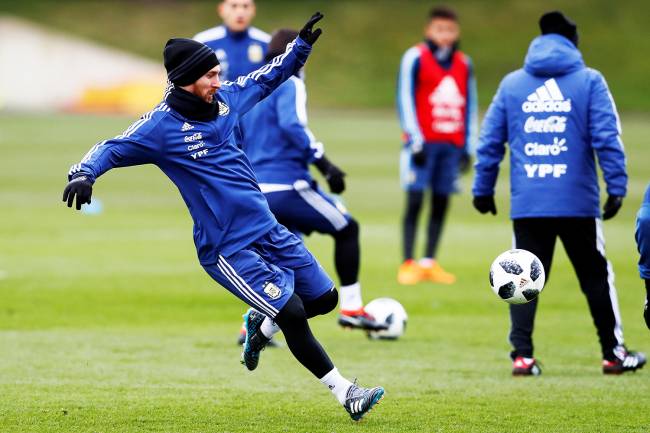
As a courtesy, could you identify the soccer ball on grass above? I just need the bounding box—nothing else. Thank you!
[489,249,545,304]
[364,297,407,340]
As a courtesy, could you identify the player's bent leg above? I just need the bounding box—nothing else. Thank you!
[303,287,338,318]
[275,294,385,420]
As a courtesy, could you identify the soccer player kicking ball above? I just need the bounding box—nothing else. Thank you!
[62,13,384,421]
[636,183,650,330]
[239,29,386,332]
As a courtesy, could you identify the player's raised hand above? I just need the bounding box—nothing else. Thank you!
[62,175,93,210]
[299,12,324,45]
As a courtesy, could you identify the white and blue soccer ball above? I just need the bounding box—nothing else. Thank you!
[489,249,546,304]
[364,297,407,340]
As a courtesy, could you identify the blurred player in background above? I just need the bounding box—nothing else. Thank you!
[397,6,477,285]
[240,29,386,332]
[635,184,650,330]
[63,14,385,420]
[193,0,269,82]
[473,11,645,375]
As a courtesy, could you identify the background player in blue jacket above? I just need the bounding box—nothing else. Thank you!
[635,184,650,329]
[193,0,269,82]
[62,14,385,421]
[396,6,478,286]
[240,29,385,332]
[473,11,645,376]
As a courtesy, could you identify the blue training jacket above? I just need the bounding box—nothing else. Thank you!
[240,75,324,185]
[194,25,270,82]
[636,184,650,279]
[473,34,627,219]
[68,38,312,265]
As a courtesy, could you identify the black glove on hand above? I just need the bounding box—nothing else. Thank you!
[473,195,497,215]
[314,156,346,194]
[299,12,324,45]
[602,195,623,220]
[62,175,93,210]
[412,148,427,167]
[459,152,472,174]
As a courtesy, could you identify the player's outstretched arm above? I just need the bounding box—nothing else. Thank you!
[221,12,324,115]
[62,133,157,211]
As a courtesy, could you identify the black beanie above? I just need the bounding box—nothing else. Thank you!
[539,11,578,46]
[265,29,299,62]
[164,38,219,86]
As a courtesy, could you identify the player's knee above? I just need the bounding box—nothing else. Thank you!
[318,288,339,315]
[335,218,359,241]
[275,294,307,329]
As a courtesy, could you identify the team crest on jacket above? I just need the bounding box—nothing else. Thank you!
[218,101,230,116]
[263,281,281,299]
[429,76,465,134]
[248,44,264,63]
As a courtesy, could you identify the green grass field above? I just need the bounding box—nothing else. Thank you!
[1,111,649,432]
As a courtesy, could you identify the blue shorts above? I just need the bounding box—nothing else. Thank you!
[400,143,462,193]
[263,179,351,236]
[202,224,335,318]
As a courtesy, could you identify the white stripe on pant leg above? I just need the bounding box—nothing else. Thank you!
[293,180,348,230]
[218,256,279,316]
[217,261,276,318]
[595,218,624,345]
[217,261,277,318]
[217,258,277,317]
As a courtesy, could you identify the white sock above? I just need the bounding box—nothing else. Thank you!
[419,257,434,268]
[260,317,280,339]
[339,282,363,311]
[319,367,353,404]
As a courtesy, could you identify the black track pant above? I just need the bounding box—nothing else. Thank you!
[510,218,623,360]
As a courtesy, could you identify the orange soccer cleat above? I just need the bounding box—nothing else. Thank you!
[420,260,456,284]
[397,259,424,285]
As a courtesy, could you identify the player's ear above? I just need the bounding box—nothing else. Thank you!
[217,2,224,19]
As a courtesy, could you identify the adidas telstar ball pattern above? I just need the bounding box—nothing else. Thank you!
[489,249,546,304]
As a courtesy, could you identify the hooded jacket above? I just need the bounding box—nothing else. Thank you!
[473,34,627,219]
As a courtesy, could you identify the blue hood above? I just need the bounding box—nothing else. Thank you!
[524,34,584,77]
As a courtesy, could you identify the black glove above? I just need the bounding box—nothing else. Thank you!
[459,152,472,174]
[412,148,427,167]
[299,12,324,45]
[602,195,623,220]
[314,156,346,194]
[62,175,93,210]
[473,195,497,215]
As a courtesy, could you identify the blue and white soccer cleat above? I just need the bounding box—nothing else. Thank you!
[240,308,270,371]
[343,382,385,421]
